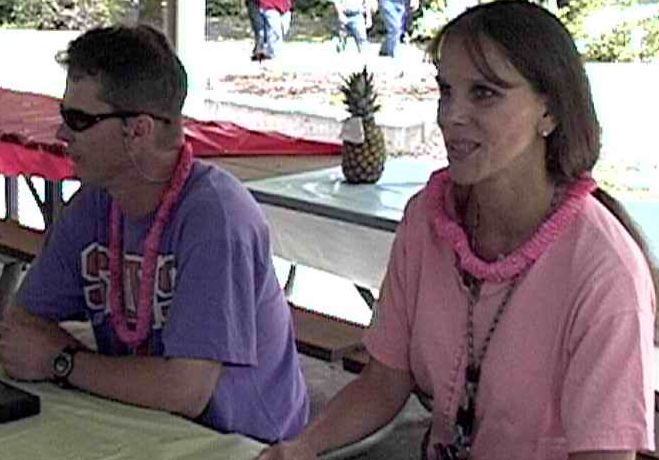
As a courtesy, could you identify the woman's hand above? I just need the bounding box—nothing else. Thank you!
[256,357,413,460]
[256,439,316,460]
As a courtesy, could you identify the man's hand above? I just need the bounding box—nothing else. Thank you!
[0,308,75,381]
[255,439,316,460]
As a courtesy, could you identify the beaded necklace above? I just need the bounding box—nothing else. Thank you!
[436,187,561,459]
[109,143,193,349]
[436,273,519,460]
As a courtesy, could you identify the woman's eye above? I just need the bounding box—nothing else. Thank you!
[472,85,497,100]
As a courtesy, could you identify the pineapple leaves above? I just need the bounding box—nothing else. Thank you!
[340,66,380,118]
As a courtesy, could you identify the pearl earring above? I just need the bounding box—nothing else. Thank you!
[541,130,549,138]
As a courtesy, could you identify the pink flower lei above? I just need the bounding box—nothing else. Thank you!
[109,143,194,349]
[428,168,597,283]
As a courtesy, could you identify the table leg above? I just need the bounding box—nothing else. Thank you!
[354,285,375,309]
[283,263,297,297]
[4,176,18,221]
[43,180,64,228]
[0,261,24,315]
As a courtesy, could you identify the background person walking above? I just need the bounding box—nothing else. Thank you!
[247,0,292,60]
[378,0,418,57]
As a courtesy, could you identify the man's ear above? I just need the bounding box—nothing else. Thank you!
[123,115,155,141]
[133,115,156,139]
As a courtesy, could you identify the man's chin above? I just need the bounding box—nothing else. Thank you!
[72,165,90,183]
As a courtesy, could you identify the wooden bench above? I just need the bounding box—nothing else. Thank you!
[640,453,659,460]
[0,220,44,310]
[0,219,43,263]
[342,347,369,374]
[289,303,365,362]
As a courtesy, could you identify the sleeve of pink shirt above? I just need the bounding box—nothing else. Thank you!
[561,253,656,453]
[362,206,413,371]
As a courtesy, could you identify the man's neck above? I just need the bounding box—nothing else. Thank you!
[110,182,169,219]
[106,146,181,219]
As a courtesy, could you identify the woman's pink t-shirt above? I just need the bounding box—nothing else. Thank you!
[363,170,656,459]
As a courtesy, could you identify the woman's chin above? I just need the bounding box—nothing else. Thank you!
[448,163,479,185]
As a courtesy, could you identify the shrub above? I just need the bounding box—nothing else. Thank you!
[639,15,659,62]
[583,21,638,62]
[558,0,659,62]
[292,0,330,14]
[409,3,448,43]
[0,0,16,25]
[9,0,128,30]
[405,0,659,62]
[206,0,243,17]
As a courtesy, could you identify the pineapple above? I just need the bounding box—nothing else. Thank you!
[340,67,386,184]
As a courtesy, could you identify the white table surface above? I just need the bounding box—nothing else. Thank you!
[247,157,446,289]
[0,375,264,460]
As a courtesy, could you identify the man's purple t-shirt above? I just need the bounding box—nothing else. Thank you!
[17,160,309,442]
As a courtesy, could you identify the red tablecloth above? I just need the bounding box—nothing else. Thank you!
[0,88,340,181]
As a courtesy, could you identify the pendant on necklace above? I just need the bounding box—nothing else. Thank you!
[435,364,479,460]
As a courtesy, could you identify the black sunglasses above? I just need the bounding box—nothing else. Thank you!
[59,104,171,132]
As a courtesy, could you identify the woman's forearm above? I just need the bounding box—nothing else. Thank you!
[299,358,413,455]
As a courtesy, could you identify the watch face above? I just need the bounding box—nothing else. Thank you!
[53,352,73,378]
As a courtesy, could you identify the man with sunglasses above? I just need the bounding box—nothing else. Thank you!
[0,25,308,443]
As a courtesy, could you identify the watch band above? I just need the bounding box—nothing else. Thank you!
[52,346,79,387]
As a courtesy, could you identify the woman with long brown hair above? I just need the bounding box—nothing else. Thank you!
[258,2,656,459]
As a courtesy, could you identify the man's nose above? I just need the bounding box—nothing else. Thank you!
[55,122,72,144]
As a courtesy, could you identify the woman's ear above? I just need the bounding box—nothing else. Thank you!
[538,110,557,138]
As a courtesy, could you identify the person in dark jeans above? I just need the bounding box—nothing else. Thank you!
[245,0,264,60]
[246,0,292,60]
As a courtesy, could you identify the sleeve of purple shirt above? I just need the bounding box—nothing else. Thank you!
[159,174,277,367]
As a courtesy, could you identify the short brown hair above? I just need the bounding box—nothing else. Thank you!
[59,24,187,121]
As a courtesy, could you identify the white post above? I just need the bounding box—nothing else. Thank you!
[174,0,207,117]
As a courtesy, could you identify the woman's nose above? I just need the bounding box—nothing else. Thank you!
[438,96,471,127]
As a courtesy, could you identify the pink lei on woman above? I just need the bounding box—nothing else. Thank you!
[427,168,597,283]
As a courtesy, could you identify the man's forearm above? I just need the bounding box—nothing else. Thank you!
[0,307,221,418]
[68,352,221,418]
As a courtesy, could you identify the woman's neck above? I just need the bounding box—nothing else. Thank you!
[463,168,555,261]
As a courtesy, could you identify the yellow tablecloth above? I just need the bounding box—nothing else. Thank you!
[0,375,264,460]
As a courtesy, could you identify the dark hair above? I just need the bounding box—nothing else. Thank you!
[428,0,656,274]
[58,24,187,121]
